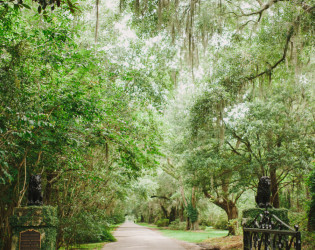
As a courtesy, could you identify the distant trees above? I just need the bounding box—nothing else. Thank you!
[124,0,315,235]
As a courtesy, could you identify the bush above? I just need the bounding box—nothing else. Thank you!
[62,212,116,246]
[107,213,126,225]
[156,218,169,227]
[199,217,211,227]
[101,228,116,242]
[289,212,308,231]
[302,231,315,250]
[168,219,186,230]
[214,218,228,230]
[227,219,239,235]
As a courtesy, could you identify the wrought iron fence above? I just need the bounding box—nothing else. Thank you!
[243,209,301,250]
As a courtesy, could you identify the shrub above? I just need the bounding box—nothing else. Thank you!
[289,212,307,231]
[107,213,126,225]
[61,212,116,246]
[168,219,186,230]
[156,218,169,227]
[101,228,116,242]
[214,218,228,230]
[227,219,239,235]
[302,231,315,250]
[199,217,211,227]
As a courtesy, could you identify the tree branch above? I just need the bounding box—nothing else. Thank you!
[226,141,241,155]
[247,25,294,81]
[246,4,314,81]
[241,0,284,21]
[151,195,170,200]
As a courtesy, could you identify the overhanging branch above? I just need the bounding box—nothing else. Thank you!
[246,25,294,81]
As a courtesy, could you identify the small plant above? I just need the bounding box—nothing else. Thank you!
[227,219,239,235]
[156,218,170,227]
[214,217,228,230]
[169,219,186,230]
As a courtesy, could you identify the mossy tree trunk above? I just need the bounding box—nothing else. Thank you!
[203,190,239,235]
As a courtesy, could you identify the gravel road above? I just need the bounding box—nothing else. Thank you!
[102,221,201,250]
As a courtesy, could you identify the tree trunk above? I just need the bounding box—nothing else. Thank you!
[270,166,279,208]
[186,217,191,230]
[169,206,176,222]
[179,205,184,221]
[160,204,168,219]
[203,191,238,235]
[95,0,99,43]
[44,171,57,205]
[307,204,315,231]
[227,203,238,220]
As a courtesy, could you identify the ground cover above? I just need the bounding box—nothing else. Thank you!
[59,242,106,249]
[59,224,121,249]
[138,223,228,243]
[200,235,243,250]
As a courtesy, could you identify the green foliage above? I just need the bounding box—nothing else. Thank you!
[156,218,169,227]
[185,202,198,223]
[62,212,116,246]
[214,217,228,230]
[289,212,308,231]
[302,231,315,250]
[0,0,314,246]
[9,206,58,250]
[168,219,186,230]
[0,2,167,247]
[227,219,240,236]
[106,213,126,225]
[9,206,58,228]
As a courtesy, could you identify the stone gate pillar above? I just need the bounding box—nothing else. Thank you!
[10,206,58,250]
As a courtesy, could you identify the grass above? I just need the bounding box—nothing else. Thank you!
[137,223,228,243]
[137,223,159,229]
[59,242,106,249]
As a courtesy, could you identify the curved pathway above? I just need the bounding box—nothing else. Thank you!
[102,221,189,250]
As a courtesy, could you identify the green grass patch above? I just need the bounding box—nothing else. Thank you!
[137,223,228,243]
[159,229,228,243]
[59,242,106,249]
[109,223,123,231]
[137,223,159,229]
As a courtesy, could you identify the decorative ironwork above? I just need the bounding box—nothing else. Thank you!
[243,209,301,250]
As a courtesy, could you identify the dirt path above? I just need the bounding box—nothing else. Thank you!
[102,221,201,250]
